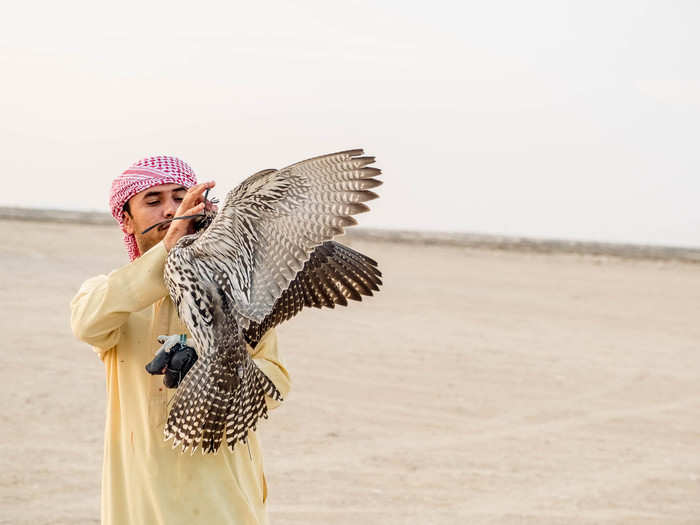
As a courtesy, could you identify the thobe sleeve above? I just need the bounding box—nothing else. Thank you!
[70,241,169,356]
[248,328,291,411]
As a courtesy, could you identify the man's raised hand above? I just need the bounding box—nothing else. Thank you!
[163,181,216,252]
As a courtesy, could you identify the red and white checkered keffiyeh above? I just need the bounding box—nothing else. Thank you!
[110,156,198,261]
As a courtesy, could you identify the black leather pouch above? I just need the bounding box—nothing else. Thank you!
[145,343,198,389]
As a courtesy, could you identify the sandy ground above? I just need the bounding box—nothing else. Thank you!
[1,219,699,524]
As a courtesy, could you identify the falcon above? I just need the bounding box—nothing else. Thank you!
[161,149,382,454]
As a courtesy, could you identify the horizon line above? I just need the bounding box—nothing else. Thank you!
[1,205,698,264]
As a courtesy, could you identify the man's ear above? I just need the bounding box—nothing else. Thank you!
[122,210,135,234]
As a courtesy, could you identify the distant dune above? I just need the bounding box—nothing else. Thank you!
[1,205,698,263]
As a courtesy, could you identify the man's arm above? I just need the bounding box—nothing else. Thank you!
[70,241,170,353]
[248,328,291,410]
[71,180,215,354]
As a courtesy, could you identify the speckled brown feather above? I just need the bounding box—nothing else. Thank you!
[243,241,382,347]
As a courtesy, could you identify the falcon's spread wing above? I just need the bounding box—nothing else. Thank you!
[243,240,382,347]
[163,149,382,453]
[189,149,381,330]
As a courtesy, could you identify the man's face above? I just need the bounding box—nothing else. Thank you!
[123,183,188,255]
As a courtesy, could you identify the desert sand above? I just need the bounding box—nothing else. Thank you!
[1,218,698,524]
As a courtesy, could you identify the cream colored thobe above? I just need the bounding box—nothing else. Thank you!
[70,240,290,525]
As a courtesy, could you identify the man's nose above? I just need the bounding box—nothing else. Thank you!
[163,198,178,218]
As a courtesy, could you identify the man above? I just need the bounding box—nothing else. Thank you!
[70,156,290,525]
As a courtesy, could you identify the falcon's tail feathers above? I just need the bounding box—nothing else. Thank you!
[165,281,239,454]
[225,359,283,451]
[164,354,233,454]
[164,279,283,454]
[164,353,283,454]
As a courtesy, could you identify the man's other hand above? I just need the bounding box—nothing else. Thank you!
[163,181,216,252]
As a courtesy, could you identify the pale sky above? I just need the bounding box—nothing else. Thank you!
[1,1,698,247]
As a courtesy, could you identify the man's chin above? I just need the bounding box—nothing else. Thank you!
[137,231,167,255]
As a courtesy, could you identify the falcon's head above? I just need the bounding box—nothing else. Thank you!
[192,205,217,234]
